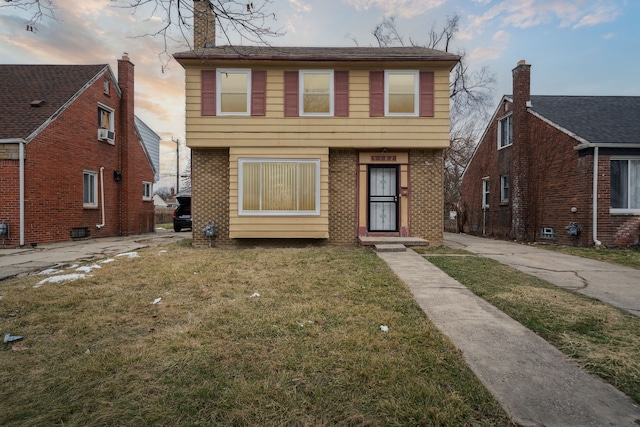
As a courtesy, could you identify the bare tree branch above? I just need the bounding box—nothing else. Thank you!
[0,0,58,31]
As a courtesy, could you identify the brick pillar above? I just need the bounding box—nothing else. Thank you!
[329,149,358,245]
[194,0,216,48]
[118,54,135,235]
[410,149,444,246]
[511,60,531,241]
[192,148,229,247]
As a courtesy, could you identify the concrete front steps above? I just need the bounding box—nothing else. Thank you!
[358,237,429,252]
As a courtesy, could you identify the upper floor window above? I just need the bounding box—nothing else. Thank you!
[83,170,98,208]
[369,70,433,117]
[498,115,512,148]
[239,158,320,216]
[97,104,115,144]
[300,70,334,116]
[217,69,250,115]
[611,158,640,213]
[143,182,153,201]
[385,70,419,116]
[201,69,266,117]
[482,178,490,209]
[500,175,509,203]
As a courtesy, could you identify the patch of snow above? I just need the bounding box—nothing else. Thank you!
[158,250,167,254]
[116,252,140,258]
[38,268,63,275]
[76,264,101,273]
[34,274,90,288]
[69,264,79,269]
[100,258,116,264]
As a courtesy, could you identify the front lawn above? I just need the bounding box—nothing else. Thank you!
[0,243,511,426]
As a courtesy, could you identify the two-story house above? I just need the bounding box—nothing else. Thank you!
[460,60,640,247]
[174,0,459,247]
[0,55,158,247]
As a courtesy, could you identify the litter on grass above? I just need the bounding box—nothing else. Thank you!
[250,292,261,298]
[380,325,389,332]
[34,273,89,288]
[76,264,101,273]
[152,297,162,305]
[116,252,140,258]
[4,333,24,343]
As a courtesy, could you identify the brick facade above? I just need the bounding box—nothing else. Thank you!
[410,149,445,246]
[329,149,358,245]
[191,148,230,247]
[0,60,155,247]
[460,61,639,247]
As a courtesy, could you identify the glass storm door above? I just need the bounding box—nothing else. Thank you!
[368,166,399,232]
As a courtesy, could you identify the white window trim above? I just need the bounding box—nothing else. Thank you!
[98,103,115,131]
[384,70,419,117]
[500,175,509,203]
[238,158,321,216]
[83,170,98,208]
[299,70,334,117]
[498,114,513,149]
[610,156,640,214]
[143,181,153,201]
[216,69,251,116]
[482,177,490,209]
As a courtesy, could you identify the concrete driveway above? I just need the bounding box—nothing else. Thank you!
[0,229,190,281]
[444,232,640,316]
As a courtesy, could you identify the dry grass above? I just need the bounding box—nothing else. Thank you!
[426,254,640,404]
[0,242,511,426]
[538,244,640,269]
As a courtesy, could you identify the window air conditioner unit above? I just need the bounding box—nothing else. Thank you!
[98,128,115,142]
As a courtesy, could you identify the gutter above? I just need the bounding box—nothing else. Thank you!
[575,142,640,151]
[2,139,27,246]
[592,147,601,246]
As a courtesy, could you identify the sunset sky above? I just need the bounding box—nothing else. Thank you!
[1,0,638,191]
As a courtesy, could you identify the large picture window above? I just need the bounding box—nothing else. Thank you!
[300,70,333,116]
[385,70,418,116]
[611,159,640,212]
[217,69,250,115]
[83,170,98,208]
[239,159,320,215]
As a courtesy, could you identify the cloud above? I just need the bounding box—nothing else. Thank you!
[289,0,313,13]
[492,30,510,43]
[464,0,622,36]
[344,0,446,18]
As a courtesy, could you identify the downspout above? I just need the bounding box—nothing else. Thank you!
[19,140,25,246]
[592,147,601,246]
[96,167,106,229]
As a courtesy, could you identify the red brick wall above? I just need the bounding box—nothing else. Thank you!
[0,65,154,246]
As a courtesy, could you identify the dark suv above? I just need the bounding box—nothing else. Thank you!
[173,192,192,232]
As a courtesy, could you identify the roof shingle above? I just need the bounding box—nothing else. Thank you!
[0,64,108,140]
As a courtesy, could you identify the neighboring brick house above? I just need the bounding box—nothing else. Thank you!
[0,55,158,247]
[174,0,460,247]
[460,60,640,247]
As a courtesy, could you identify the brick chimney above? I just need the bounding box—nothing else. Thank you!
[194,0,216,48]
[118,53,135,235]
[511,60,531,241]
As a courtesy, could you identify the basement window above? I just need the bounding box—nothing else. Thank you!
[540,227,556,240]
[71,227,89,240]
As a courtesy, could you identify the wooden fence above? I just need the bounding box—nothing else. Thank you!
[155,207,174,225]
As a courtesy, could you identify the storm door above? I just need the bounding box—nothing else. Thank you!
[368,166,399,232]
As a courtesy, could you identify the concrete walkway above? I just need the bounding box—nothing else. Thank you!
[444,233,640,317]
[378,249,640,427]
[0,229,189,281]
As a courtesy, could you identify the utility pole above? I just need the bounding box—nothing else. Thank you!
[171,137,180,194]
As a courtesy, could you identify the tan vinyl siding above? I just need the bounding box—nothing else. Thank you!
[229,147,329,239]
[184,65,451,150]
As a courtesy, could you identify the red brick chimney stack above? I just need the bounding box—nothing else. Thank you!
[194,0,216,48]
[511,60,532,241]
[117,53,135,235]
